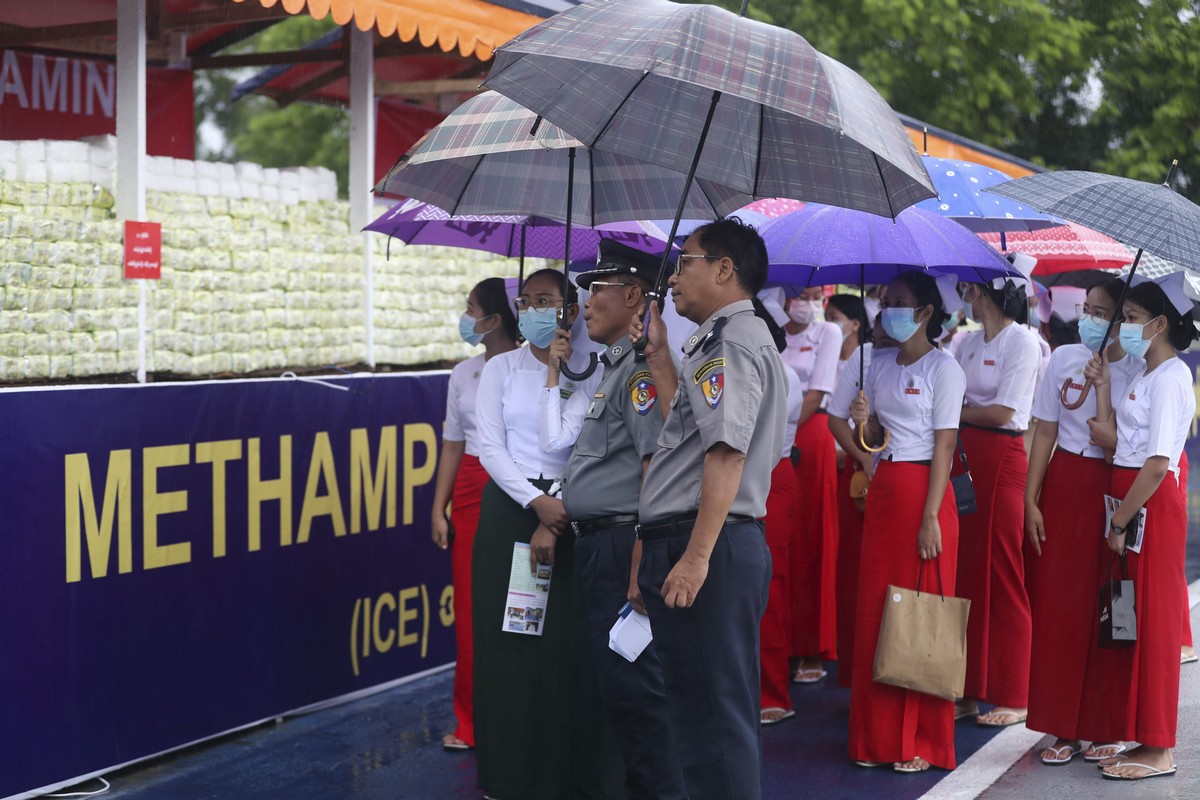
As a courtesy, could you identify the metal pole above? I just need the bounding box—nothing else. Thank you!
[117,0,147,382]
[349,27,376,366]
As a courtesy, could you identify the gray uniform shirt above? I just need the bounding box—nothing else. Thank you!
[560,337,665,520]
[638,299,788,523]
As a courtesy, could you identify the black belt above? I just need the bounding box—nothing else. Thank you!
[636,513,757,541]
[813,408,828,415]
[883,455,931,466]
[962,422,1024,438]
[571,514,639,537]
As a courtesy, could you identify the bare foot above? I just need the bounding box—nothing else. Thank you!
[1183,645,1197,664]
[894,756,930,773]
[1086,742,1127,763]
[954,699,979,720]
[1040,738,1082,764]
[976,707,1027,726]
[1100,746,1174,779]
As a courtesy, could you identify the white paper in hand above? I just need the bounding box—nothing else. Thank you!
[608,602,653,662]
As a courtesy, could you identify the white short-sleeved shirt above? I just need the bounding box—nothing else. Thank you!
[828,344,874,420]
[476,346,602,508]
[1035,332,1052,392]
[1030,343,1144,458]
[1115,357,1195,475]
[781,366,803,459]
[442,353,486,456]
[955,323,1041,431]
[864,348,966,462]
[781,321,842,395]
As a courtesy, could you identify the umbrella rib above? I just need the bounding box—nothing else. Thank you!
[451,155,489,216]
[875,152,897,220]
[590,67,655,151]
[753,102,765,198]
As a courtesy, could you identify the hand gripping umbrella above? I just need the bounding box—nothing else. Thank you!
[985,161,1200,408]
[375,90,754,380]
[757,203,1023,451]
[482,0,935,375]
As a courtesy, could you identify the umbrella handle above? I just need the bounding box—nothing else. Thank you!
[560,353,599,381]
[854,390,889,453]
[1060,375,1091,410]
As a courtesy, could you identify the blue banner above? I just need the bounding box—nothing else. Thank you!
[0,373,452,798]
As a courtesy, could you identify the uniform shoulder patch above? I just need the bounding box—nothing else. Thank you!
[693,357,725,384]
[628,370,656,416]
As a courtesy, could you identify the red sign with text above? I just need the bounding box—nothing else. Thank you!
[124,221,162,280]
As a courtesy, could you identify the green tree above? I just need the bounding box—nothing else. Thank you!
[194,16,350,196]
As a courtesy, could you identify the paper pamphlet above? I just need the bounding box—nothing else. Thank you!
[502,543,551,636]
[608,602,653,663]
[1104,494,1146,554]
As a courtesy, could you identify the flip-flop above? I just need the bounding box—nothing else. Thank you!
[854,761,888,768]
[1100,762,1177,781]
[893,757,930,774]
[1084,743,1127,762]
[760,708,796,725]
[1182,651,1198,665]
[792,668,828,684]
[1040,743,1083,765]
[954,702,979,721]
[442,734,471,752]
[976,710,1027,727]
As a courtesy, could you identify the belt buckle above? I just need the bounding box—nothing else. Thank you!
[571,520,583,537]
[634,522,643,540]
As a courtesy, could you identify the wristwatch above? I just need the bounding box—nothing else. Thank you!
[1109,519,1127,535]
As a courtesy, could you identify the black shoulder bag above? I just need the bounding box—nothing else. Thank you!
[950,431,977,515]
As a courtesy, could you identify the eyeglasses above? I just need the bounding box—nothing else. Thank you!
[588,280,634,293]
[513,295,564,312]
[674,253,720,275]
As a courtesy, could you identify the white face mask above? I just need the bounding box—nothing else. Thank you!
[833,319,855,342]
[787,298,824,325]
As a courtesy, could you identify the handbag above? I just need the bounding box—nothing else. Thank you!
[873,559,971,701]
[950,431,977,515]
[1098,552,1137,649]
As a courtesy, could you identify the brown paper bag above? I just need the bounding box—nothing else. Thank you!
[873,564,970,701]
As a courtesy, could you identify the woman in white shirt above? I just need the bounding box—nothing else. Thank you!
[755,293,804,723]
[1024,278,1141,764]
[848,271,965,774]
[429,278,519,752]
[953,278,1041,726]
[781,286,843,682]
[823,295,873,689]
[1077,276,1196,781]
[472,269,617,800]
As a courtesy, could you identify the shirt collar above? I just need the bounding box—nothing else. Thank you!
[600,336,634,367]
[682,299,754,354]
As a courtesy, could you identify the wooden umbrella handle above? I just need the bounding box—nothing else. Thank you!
[854,390,890,453]
[1060,375,1091,410]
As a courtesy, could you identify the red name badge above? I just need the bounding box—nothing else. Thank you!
[1129,393,1136,401]
[124,220,162,280]
[983,358,996,366]
[904,387,921,395]
[800,346,813,353]
[1070,382,1084,390]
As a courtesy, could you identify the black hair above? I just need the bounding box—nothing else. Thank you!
[891,271,948,345]
[978,279,1029,325]
[1125,281,1199,351]
[751,297,787,353]
[826,294,870,346]
[523,267,578,306]
[1092,277,1127,311]
[1044,312,1079,349]
[474,277,518,342]
[690,216,769,295]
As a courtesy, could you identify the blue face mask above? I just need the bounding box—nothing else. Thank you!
[881,307,921,343]
[1077,314,1112,353]
[459,313,489,346]
[1118,319,1158,359]
[519,307,560,348]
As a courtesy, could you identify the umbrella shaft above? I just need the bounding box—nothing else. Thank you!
[1098,249,1143,349]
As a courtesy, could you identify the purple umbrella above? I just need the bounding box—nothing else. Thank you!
[365,198,673,264]
[759,203,1024,288]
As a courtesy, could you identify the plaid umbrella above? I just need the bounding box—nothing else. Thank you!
[481,0,934,219]
[365,198,673,260]
[374,91,752,225]
[984,167,1200,273]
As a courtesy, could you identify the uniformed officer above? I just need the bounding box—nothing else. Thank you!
[544,239,687,800]
[635,217,788,800]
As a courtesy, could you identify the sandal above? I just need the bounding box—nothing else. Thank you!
[442,734,472,752]
[792,667,828,684]
[976,708,1027,727]
[1040,741,1082,765]
[1084,742,1126,762]
[760,707,796,725]
[1100,761,1177,781]
[894,757,930,773]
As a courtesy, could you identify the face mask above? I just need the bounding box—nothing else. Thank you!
[1118,319,1159,359]
[942,314,961,335]
[881,307,921,343]
[459,313,489,346]
[519,306,560,348]
[787,298,824,325]
[1077,314,1112,353]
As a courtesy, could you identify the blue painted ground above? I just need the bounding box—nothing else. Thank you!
[90,661,1003,800]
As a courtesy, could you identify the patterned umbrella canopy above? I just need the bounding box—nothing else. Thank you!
[978,222,1135,274]
[915,157,1059,232]
[984,168,1200,272]
[482,0,934,218]
[374,91,752,225]
[365,198,673,259]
